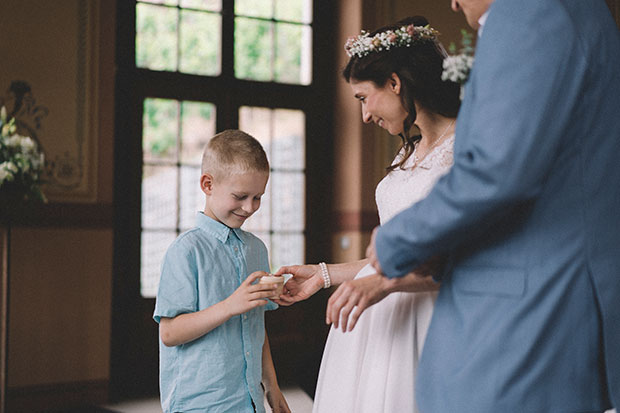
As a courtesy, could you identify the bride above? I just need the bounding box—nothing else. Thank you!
[274,16,461,412]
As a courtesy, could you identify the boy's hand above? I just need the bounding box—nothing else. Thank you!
[224,271,276,317]
[265,386,291,413]
[272,265,323,306]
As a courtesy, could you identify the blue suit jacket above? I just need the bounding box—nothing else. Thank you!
[375,0,620,411]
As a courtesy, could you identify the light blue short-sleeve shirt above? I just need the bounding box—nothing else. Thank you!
[153,212,277,413]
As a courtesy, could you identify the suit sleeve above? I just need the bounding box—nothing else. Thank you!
[377,0,586,278]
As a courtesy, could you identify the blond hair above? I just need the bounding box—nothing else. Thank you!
[201,130,269,178]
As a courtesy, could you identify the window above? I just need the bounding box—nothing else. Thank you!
[112,0,333,395]
[234,0,312,84]
[136,1,222,76]
[141,99,216,297]
[134,0,318,297]
[135,0,312,83]
[240,107,306,272]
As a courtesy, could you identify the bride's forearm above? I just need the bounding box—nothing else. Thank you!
[324,259,368,286]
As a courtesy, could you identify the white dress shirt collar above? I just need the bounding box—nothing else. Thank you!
[478,9,490,37]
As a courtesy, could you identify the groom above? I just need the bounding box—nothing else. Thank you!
[366,0,620,411]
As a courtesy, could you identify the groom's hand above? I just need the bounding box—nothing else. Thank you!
[326,274,390,332]
[366,226,384,274]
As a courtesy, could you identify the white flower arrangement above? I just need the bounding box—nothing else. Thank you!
[442,54,475,84]
[345,24,440,58]
[441,29,475,100]
[0,105,46,207]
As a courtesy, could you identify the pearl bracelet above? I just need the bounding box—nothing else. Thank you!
[319,262,331,289]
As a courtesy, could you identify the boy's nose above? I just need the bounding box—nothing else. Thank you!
[242,199,258,213]
[451,0,461,12]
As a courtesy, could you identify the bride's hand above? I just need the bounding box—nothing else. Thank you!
[272,264,324,306]
[326,274,390,333]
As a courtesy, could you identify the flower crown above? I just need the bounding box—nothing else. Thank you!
[345,24,440,58]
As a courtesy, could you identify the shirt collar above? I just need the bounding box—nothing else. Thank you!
[195,212,244,244]
[478,9,490,37]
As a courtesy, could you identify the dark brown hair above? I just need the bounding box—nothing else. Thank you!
[343,16,461,170]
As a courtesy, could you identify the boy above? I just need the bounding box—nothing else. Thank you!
[153,130,290,413]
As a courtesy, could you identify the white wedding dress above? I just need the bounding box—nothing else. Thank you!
[312,135,455,413]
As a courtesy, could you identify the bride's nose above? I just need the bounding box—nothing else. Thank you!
[362,107,372,123]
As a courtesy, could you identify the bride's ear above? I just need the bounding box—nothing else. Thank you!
[389,73,402,95]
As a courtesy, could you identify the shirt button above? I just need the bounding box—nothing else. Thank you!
[243,314,247,320]
[234,247,238,252]
[246,351,250,356]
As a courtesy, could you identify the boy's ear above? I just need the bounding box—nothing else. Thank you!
[200,173,214,195]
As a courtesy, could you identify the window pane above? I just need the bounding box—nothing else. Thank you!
[274,23,312,85]
[243,178,272,232]
[141,230,177,298]
[239,106,272,156]
[180,165,203,231]
[143,98,178,162]
[180,10,221,76]
[235,0,273,18]
[180,0,221,11]
[142,165,178,229]
[180,101,216,164]
[273,109,305,169]
[136,3,178,71]
[271,233,304,270]
[275,0,312,23]
[271,172,304,231]
[235,17,273,81]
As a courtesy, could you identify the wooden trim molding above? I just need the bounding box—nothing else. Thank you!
[0,227,8,413]
[6,379,108,413]
[1,203,113,228]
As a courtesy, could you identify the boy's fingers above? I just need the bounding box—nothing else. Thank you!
[244,273,261,284]
[250,288,278,301]
[249,282,278,293]
[245,271,267,285]
[250,299,269,308]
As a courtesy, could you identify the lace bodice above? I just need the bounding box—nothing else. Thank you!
[375,134,455,224]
